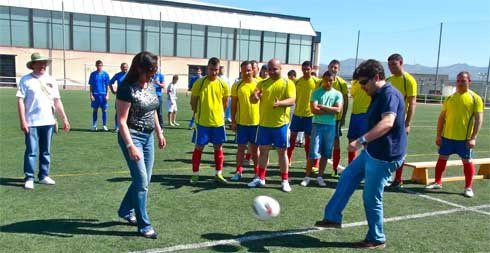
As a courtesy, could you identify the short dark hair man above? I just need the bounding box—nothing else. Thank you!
[315,59,407,250]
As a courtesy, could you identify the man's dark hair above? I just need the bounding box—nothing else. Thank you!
[328,59,340,66]
[457,71,471,80]
[357,59,385,80]
[352,67,360,80]
[301,61,312,68]
[323,70,334,78]
[387,53,403,62]
[208,57,220,66]
[120,62,127,68]
[260,65,268,71]
[287,70,297,77]
[95,60,103,66]
[241,60,251,68]
[251,60,259,66]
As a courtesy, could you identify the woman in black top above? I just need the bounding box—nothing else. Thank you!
[116,51,166,239]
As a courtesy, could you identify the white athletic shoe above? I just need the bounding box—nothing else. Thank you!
[281,180,292,192]
[247,177,265,188]
[463,188,474,198]
[173,122,180,126]
[24,180,34,189]
[103,125,109,131]
[39,176,56,185]
[425,182,442,189]
[300,177,311,187]
[92,126,97,131]
[316,177,326,187]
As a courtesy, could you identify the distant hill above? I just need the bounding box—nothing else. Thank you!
[319,59,488,80]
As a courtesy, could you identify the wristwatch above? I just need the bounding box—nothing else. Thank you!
[357,136,367,145]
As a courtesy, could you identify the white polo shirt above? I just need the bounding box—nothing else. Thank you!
[16,72,60,127]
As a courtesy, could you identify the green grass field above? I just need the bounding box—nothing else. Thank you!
[1,88,489,253]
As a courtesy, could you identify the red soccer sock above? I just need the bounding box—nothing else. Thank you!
[348,151,356,164]
[281,172,289,180]
[463,161,475,189]
[305,137,311,159]
[333,148,341,172]
[394,164,404,183]
[434,158,447,185]
[258,167,267,180]
[253,165,259,176]
[287,135,297,163]
[245,153,252,161]
[214,149,224,172]
[314,159,319,168]
[192,148,203,172]
[236,165,243,174]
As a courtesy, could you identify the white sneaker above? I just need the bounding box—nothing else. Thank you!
[463,188,474,198]
[247,177,265,188]
[300,177,311,187]
[92,126,97,131]
[173,122,180,126]
[39,176,56,185]
[169,122,175,127]
[281,180,292,192]
[317,177,326,187]
[425,182,442,189]
[103,125,109,131]
[24,180,34,189]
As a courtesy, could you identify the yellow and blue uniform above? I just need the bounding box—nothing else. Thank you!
[256,78,296,148]
[439,90,483,159]
[347,80,372,139]
[332,76,348,137]
[191,76,230,145]
[386,72,417,114]
[231,79,260,144]
[290,76,321,135]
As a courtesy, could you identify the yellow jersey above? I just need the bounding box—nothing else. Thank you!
[191,76,230,127]
[255,76,263,83]
[332,76,348,120]
[257,78,296,127]
[231,79,260,126]
[293,76,321,117]
[387,72,417,114]
[350,80,371,114]
[442,90,483,141]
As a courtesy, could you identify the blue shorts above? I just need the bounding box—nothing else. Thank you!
[309,123,336,159]
[438,137,472,159]
[290,115,313,135]
[347,113,369,140]
[91,94,108,110]
[256,124,289,148]
[236,124,258,145]
[335,120,342,138]
[192,124,227,145]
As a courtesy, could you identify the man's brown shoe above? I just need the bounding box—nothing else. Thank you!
[314,219,341,228]
[354,240,385,249]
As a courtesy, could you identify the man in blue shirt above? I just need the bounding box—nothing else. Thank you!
[153,70,165,127]
[109,62,128,131]
[314,60,406,250]
[187,67,202,129]
[89,60,110,131]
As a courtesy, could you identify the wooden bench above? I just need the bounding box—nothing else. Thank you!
[405,158,490,185]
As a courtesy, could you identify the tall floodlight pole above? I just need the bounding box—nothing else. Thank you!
[61,0,67,89]
[486,55,490,86]
[434,22,443,93]
[354,30,360,68]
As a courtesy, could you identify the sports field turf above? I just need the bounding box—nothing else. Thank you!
[0,88,489,252]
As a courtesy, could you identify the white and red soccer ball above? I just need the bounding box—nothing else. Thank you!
[252,195,280,220]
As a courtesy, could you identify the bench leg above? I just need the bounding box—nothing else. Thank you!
[411,167,428,185]
[477,164,490,179]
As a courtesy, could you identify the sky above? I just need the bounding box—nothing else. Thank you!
[199,0,490,67]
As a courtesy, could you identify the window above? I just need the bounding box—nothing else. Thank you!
[10,8,30,47]
[126,18,141,53]
[176,23,191,57]
[191,25,204,58]
[73,13,90,50]
[161,22,174,56]
[109,17,125,53]
[288,34,312,64]
[207,26,234,60]
[238,29,261,61]
[51,11,70,49]
[0,6,11,46]
[90,15,107,52]
[299,35,312,63]
[143,20,159,54]
[32,9,51,48]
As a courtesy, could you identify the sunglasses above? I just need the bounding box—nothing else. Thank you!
[359,78,371,85]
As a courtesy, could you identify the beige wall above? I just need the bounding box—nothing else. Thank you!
[2,46,303,90]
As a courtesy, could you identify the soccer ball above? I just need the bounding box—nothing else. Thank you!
[252,195,280,220]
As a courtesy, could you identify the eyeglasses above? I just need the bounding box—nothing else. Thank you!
[359,78,371,85]
[147,66,158,72]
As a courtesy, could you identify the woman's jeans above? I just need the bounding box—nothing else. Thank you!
[324,149,404,244]
[118,129,155,233]
[24,125,54,181]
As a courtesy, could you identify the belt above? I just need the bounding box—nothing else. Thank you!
[128,124,154,133]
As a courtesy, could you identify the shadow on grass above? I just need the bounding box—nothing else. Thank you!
[0,218,136,238]
[0,177,24,188]
[385,184,464,196]
[202,230,356,252]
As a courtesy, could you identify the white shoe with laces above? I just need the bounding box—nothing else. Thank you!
[24,180,34,189]
[300,177,311,187]
[463,188,474,198]
[281,180,292,192]
[247,177,265,188]
[425,182,442,189]
[103,125,109,131]
[39,176,56,185]
[317,177,326,187]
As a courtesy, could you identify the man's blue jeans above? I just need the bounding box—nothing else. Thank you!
[24,125,54,181]
[118,129,155,233]
[324,149,404,244]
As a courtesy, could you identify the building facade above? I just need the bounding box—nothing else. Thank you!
[0,0,320,89]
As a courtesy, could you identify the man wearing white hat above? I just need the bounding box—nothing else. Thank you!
[16,52,70,189]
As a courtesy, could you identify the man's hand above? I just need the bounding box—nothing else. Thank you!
[20,121,29,134]
[435,136,442,147]
[466,138,476,149]
[90,95,95,102]
[273,97,280,108]
[348,139,363,152]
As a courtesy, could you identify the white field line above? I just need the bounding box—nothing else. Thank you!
[129,204,490,253]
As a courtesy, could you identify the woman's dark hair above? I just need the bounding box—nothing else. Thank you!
[122,51,158,86]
